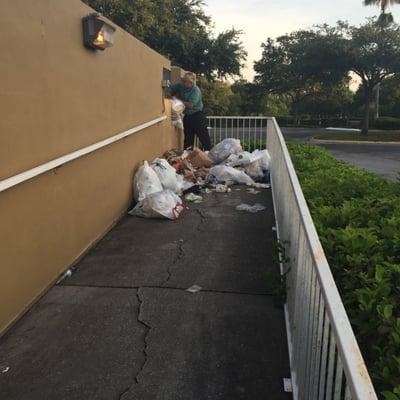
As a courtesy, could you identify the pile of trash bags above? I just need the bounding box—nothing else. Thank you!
[129,138,271,220]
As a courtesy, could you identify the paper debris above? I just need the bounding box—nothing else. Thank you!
[236,203,266,213]
[186,285,202,293]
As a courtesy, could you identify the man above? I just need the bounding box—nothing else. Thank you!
[170,72,212,150]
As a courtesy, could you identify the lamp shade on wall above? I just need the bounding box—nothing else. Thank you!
[82,14,116,51]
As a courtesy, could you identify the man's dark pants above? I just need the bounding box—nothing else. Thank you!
[183,111,212,150]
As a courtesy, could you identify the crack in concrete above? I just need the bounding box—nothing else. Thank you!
[160,240,185,287]
[159,207,205,287]
[118,288,151,400]
[61,283,274,297]
[195,208,207,232]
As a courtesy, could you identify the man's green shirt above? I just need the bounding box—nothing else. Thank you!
[170,82,203,115]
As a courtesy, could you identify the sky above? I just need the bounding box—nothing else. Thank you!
[204,0,400,81]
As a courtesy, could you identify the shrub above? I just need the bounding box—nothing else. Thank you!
[288,143,400,399]
[373,117,400,130]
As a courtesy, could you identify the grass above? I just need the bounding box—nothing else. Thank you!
[314,130,400,142]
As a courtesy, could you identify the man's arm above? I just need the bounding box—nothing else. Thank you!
[167,82,180,98]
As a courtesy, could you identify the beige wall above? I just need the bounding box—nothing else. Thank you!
[0,1,179,334]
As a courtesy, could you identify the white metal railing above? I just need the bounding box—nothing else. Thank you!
[267,117,377,400]
[206,116,377,400]
[201,116,268,150]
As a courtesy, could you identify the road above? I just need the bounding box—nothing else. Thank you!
[281,127,400,181]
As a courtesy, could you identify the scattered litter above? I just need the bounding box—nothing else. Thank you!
[130,139,270,223]
[283,378,293,393]
[129,190,185,220]
[215,184,231,193]
[133,161,163,202]
[1,366,10,374]
[251,183,271,189]
[272,226,277,231]
[186,285,202,293]
[163,148,185,164]
[236,203,266,213]
[56,269,72,284]
[182,180,195,191]
[185,193,203,203]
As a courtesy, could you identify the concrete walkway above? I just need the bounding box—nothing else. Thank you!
[0,187,291,400]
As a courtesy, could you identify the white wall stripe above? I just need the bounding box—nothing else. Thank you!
[0,115,167,193]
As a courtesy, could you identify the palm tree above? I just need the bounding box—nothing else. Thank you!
[364,0,400,13]
[364,0,400,25]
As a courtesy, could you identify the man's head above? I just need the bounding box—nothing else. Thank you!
[182,72,196,89]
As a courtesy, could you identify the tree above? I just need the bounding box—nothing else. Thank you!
[228,80,267,115]
[196,77,234,115]
[345,20,400,133]
[364,0,400,25]
[377,76,400,116]
[364,0,400,12]
[254,27,349,122]
[296,83,353,118]
[82,0,246,79]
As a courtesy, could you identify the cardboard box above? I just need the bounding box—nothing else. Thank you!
[187,148,213,168]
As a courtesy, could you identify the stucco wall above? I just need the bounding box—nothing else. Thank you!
[0,0,179,334]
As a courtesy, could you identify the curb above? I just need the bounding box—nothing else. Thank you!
[310,138,400,145]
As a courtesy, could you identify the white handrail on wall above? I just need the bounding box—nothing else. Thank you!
[0,116,167,193]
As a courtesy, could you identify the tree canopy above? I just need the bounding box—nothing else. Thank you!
[83,0,246,79]
[345,19,400,132]
[254,26,349,120]
[254,19,400,133]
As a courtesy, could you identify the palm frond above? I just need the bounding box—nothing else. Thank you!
[364,0,400,12]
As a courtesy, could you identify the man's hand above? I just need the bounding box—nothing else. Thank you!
[182,101,193,109]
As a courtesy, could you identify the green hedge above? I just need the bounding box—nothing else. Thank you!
[372,117,400,130]
[288,144,400,400]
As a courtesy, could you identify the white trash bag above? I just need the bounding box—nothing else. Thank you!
[129,190,185,220]
[225,151,253,167]
[225,150,264,167]
[171,98,185,113]
[151,158,182,194]
[245,161,265,180]
[171,98,185,130]
[133,161,163,202]
[252,149,271,171]
[208,138,242,164]
[208,165,254,186]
